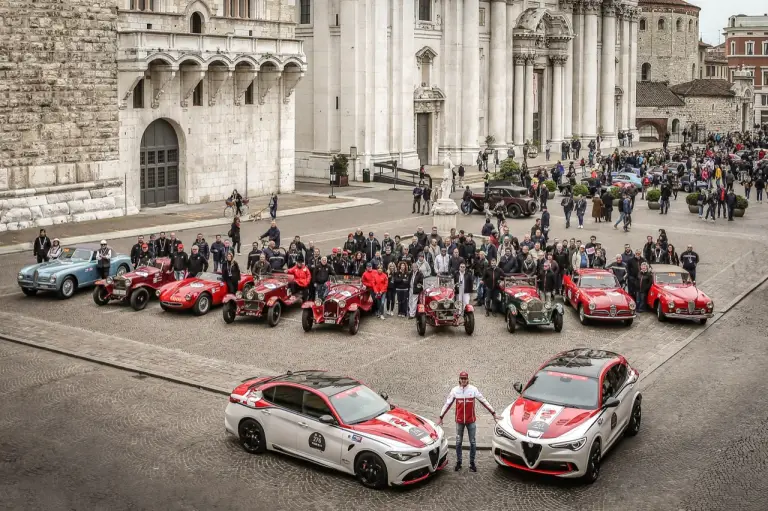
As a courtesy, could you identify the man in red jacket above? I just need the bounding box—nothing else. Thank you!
[437,371,499,472]
[286,256,311,301]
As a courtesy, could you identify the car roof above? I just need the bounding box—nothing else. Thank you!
[261,370,362,396]
[650,264,687,274]
[541,349,622,378]
[490,185,527,192]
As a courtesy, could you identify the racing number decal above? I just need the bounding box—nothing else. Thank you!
[610,412,617,430]
[390,418,409,428]
[309,432,326,452]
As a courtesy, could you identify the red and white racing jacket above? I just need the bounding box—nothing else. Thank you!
[440,384,496,424]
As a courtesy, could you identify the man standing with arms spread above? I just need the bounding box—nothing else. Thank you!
[437,372,500,472]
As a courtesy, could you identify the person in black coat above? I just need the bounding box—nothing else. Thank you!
[637,263,653,312]
[33,229,52,263]
[453,263,473,306]
[499,248,518,274]
[394,262,410,317]
[155,232,171,258]
[260,221,280,248]
[221,252,241,294]
[171,244,189,280]
[229,218,242,254]
[542,262,558,300]
[407,263,425,318]
[130,235,146,267]
[187,245,209,277]
[482,258,504,316]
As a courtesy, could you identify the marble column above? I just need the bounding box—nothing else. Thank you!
[571,2,584,137]
[442,0,463,154]
[489,0,507,147]
[600,1,617,144]
[461,0,480,160]
[513,54,525,146]
[339,0,360,156]
[523,56,534,144]
[550,56,566,144]
[505,2,517,145]
[629,9,639,135]
[580,0,600,140]
[619,11,630,131]
[312,0,331,155]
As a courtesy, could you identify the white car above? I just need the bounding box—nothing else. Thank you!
[492,349,642,483]
[225,370,449,489]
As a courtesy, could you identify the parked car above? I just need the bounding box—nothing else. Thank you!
[157,272,254,316]
[18,245,132,299]
[646,264,713,324]
[679,173,708,193]
[301,275,375,335]
[222,272,301,326]
[610,172,643,190]
[92,257,175,310]
[499,274,564,333]
[415,275,474,336]
[468,185,538,218]
[562,269,636,326]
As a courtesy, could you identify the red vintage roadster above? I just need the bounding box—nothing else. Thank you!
[222,273,301,326]
[562,269,636,326]
[415,275,475,336]
[157,272,254,316]
[646,264,713,324]
[301,275,374,335]
[92,257,176,311]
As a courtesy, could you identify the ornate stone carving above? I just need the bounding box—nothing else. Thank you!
[558,0,575,13]
[581,0,603,15]
[601,0,618,17]
[413,86,445,113]
[549,55,569,66]
[513,53,528,65]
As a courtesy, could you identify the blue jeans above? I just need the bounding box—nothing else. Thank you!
[757,189,763,201]
[174,271,186,280]
[565,210,572,227]
[577,213,584,226]
[374,293,385,316]
[475,279,485,303]
[636,292,647,312]
[456,422,477,465]
[697,204,703,216]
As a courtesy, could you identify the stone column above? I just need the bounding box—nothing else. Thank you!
[571,2,584,137]
[550,56,567,144]
[442,0,463,155]
[312,0,331,158]
[513,54,525,146]
[523,56,534,144]
[620,11,630,131]
[560,0,575,140]
[505,2,517,145]
[600,0,617,145]
[580,0,600,140]
[489,0,507,148]
[462,0,480,161]
[629,8,639,136]
[339,0,360,159]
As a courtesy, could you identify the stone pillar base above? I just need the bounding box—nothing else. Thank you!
[431,198,459,237]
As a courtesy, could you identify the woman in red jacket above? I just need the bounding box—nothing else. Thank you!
[287,256,312,301]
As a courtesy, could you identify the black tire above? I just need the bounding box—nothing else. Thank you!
[116,264,129,277]
[21,288,37,297]
[508,204,523,219]
[552,311,563,332]
[223,302,236,324]
[625,397,642,437]
[129,287,150,311]
[578,304,588,325]
[699,318,707,325]
[624,318,634,327]
[349,309,360,335]
[193,292,212,316]
[506,310,517,333]
[582,441,601,484]
[160,303,171,312]
[301,308,313,332]
[416,313,426,336]
[267,302,282,327]
[58,276,77,299]
[92,285,110,306]
[656,301,667,322]
[355,452,388,490]
[238,418,266,454]
[464,311,475,335]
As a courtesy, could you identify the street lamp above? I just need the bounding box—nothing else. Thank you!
[389,159,399,191]
[329,157,336,199]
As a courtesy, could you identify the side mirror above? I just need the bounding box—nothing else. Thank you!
[318,414,337,425]
[603,397,620,409]
[389,403,396,411]
[513,382,523,394]
[379,391,389,401]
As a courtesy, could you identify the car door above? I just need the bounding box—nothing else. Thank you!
[294,390,344,470]
[564,274,579,307]
[596,372,617,454]
[211,276,227,303]
[263,385,304,455]
[81,252,99,285]
[609,363,634,440]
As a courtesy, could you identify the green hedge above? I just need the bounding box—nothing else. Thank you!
[490,158,521,181]
[685,192,700,206]
[542,180,556,193]
[646,189,661,201]
[736,195,749,209]
[572,184,589,197]
[609,186,623,199]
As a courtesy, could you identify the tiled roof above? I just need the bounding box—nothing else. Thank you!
[669,79,735,97]
[636,81,685,107]
[639,0,701,10]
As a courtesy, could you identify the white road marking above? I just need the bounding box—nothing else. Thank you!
[358,334,437,369]
[0,292,21,299]
[99,308,124,314]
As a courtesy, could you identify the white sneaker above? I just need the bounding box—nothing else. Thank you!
[380,315,386,320]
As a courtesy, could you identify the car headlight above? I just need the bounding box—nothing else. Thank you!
[338,299,346,308]
[385,451,421,461]
[106,277,113,285]
[455,300,463,309]
[124,278,132,286]
[156,290,161,297]
[49,275,56,282]
[588,302,596,311]
[185,294,193,301]
[256,293,265,301]
[519,302,528,311]
[706,301,713,309]
[18,273,23,280]
[315,298,323,306]
[494,424,516,441]
[549,437,587,451]
[629,300,636,310]
[544,301,552,309]
[429,301,438,310]
[667,300,675,309]
[235,291,243,299]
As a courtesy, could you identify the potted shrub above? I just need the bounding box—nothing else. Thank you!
[685,192,700,214]
[490,158,522,185]
[572,184,589,198]
[646,188,661,210]
[609,186,623,207]
[542,179,556,195]
[734,195,748,217]
[332,154,349,187]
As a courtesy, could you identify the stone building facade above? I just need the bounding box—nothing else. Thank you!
[293,0,641,176]
[725,14,768,126]
[636,0,699,85]
[0,0,305,231]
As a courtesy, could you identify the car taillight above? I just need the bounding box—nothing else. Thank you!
[229,395,241,404]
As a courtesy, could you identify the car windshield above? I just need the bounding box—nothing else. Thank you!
[152,260,166,270]
[330,275,361,285]
[196,272,222,282]
[522,371,599,410]
[61,247,92,261]
[503,275,536,288]
[579,274,619,289]
[425,275,454,289]
[329,385,389,425]
[654,271,691,285]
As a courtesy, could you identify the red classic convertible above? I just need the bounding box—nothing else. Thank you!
[563,269,636,326]
[646,264,713,324]
[157,272,254,316]
[301,275,374,335]
[415,275,474,336]
[92,257,175,310]
[222,273,301,326]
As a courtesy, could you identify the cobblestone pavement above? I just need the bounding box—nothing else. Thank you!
[2,282,767,511]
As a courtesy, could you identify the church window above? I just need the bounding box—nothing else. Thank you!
[479,8,485,27]
[671,119,680,133]
[641,63,651,81]
[245,82,254,105]
[420,54,432,86]
[130,0,154,10]
[190,12,203,34]
[688,20,693,32]
[300,0,311,24]
[133,79,144,109]
[658,18,665,31]
[418,0,430,22]
[193,81,203,107]
[639,18,646,31]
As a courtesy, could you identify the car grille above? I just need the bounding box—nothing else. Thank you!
[324,301,338,319]
[244,301,264,311]
[438,453,448,468]
[609,305,617,317]
[437,311,456,321]
[687,300,695,313]
[161,301,183,308]
[527,299,544,313]
[438,299,454,310]
[676,308,706,315]
[114,277,128,290]
[522,441,542,466]
[33,270,39,284]
[402,467,430,483]
[429,447,439,468]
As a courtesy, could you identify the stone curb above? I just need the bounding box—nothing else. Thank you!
[0,196,380,256]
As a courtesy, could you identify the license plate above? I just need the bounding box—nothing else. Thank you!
[114,290,126,296]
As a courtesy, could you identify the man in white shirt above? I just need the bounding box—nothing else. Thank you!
[454,263,472,307]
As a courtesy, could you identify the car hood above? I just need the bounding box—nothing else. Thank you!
[349,408,440,449]
[254,279,287,293]
[656,284,708,302]
[22,259,84,275]
[510,398,599,440]
[163,279,216,296]
[504,285,540,301]
[581,288,630,305]
[123,266,162,280]
[424,286,455,301]
[327,284,361,299]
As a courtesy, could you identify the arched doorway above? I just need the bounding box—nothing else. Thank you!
[140,119,179,207]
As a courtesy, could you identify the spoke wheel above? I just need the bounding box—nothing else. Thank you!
[92,286,110,306]
[267,302,282,327]
[349,310,360,335]
[302,308,313,332]
[193,293,211,316]
[626,398,642,437]
[223,302,236,324]
[130,287,150,311]
[116,265,129,276]
[416,314,426,336]
[506,310,516,333]
[464,311,475,335]
[355,452,388,489]
[224,206,234,219]
[238,419,266,454]
[58,277,76,299]
[509,204,523,219]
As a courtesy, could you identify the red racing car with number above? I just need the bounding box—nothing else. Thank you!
[415,275,474,336]
[222,273,301,326]
[563,269,636,326]
[646,264,713,324]
[157,271,253,316]
[92,257,175,311]
[301,275,374,335]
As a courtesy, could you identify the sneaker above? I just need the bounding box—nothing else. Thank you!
[469,464,477,472]
[380,315,386,320]
[454,463,462,472]
[485,310,490,317]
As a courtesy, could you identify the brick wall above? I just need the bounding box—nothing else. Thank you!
[0,0,119,189]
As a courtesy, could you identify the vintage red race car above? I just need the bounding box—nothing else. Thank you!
[301,275,374,335]
[415,275,474,336]
[92,257,175,311]
[563,269,636,326]
[157,271,254,316]
[222,273,301,326]
[646,264,713,324]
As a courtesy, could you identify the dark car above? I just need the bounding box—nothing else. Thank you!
[468,185,537,218]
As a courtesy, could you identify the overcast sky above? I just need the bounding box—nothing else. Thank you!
[691,0,768,45]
